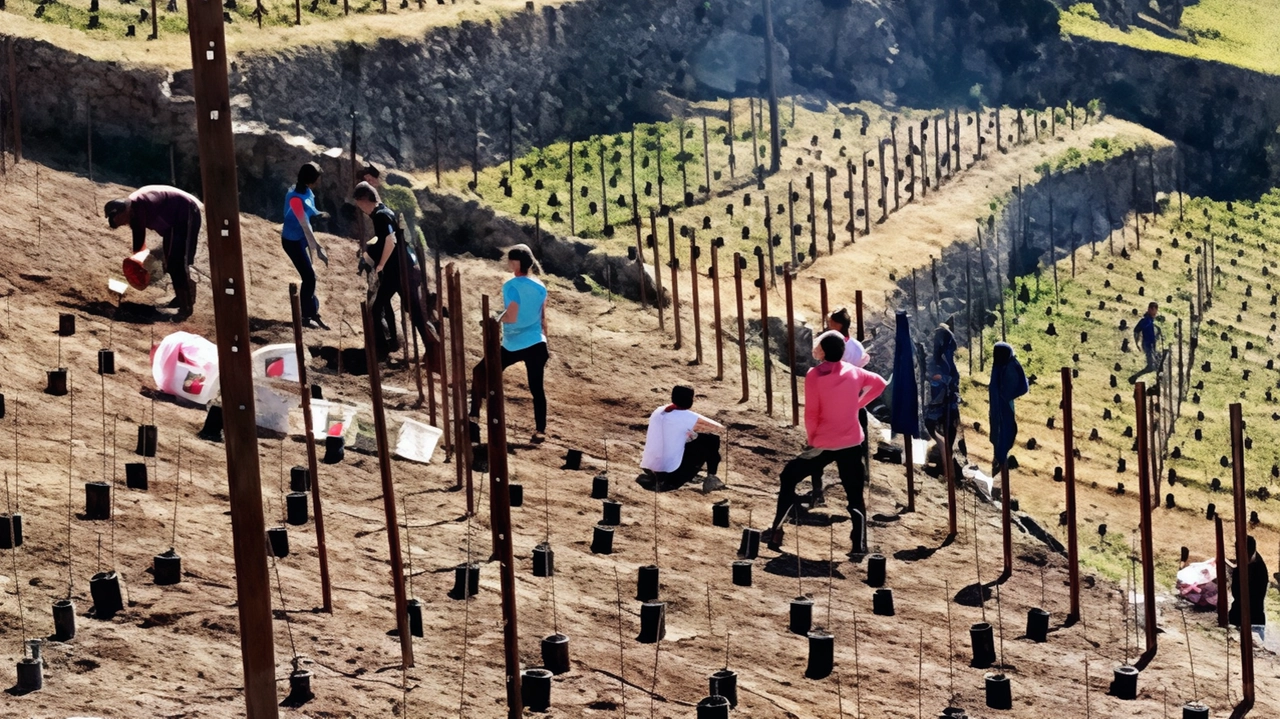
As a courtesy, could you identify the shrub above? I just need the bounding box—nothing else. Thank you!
[1067,2,1100,20]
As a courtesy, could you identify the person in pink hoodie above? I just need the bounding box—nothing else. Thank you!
[765,332,887,552]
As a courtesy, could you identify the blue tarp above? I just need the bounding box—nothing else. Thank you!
[890,311,919,438]
[988,341,1029,469]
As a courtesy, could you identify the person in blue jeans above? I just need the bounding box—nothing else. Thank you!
[281,162,330,329]
[470,245,550,444]
[1132,301,1161,378]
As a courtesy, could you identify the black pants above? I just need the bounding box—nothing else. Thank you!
[372,261,430,358]
[281,238,319,318]
[773,445,867,531]
[470,342,549,432]
[164,207,201,312]
[655,433,721,489]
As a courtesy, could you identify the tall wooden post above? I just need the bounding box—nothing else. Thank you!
[919,121,928,199]
[907,126,916,204]
[690,230,703,365]
[1215,515,1229,628]
[727,99,736,178]
[184,6,277,714]
[1230,403,1255,711]
[650,210,665,331]
[862,150,871,235]
[1135,381,1156,667]
[1000,464,1012,580]
[758,251,773,416]
[448,266,472,510]
[711,240,724,380]
[855,290,864,342]
[599,141,609,232]
[702,115,712,198]
[151,0,160,38]
[807,172,817,258]
[568,141,576,237]
[787,180,797,266]
[819,278,829,322]
[668,217,682,350]
[1062,368,1080,624]
[290,286,332,613]
[762,0,781,173]
[934,114,942,182]
[825,166,834,253]
[634,203,647,308]
[890,119,901,211]
[362,302,414,669]
[878,140,889,223]
[765,195,777,287]
[432,248,448,448]
[735,252,749,403]
[483,313,523,718]
[784,264,798,427]
[847,161,856,244]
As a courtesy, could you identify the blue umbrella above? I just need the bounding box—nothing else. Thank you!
[890,310,920,439]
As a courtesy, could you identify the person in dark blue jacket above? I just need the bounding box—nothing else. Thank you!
[925,323,960,465]
[988,341,1028,473]
[281,162,330,329]
[1132,301,1161,377]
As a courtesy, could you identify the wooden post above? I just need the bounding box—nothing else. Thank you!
[679,119,689,200]
[784,264,798,427]
[954,110,961,173]
[397,218,425,407]
[995,107,1002,153]
[482,313,523,718]
[855,290,864,342]
[630,127,637,201]
[735,252,750,403]
[668,216,682,350]
[819,278,829,323]
[569,141,576,237]
[690,230,703,365]
[975,109,983,162]
[1230,403,1255,711]
[825,166,834,253]
[184,7,277,714]
[762,0,781,173]
[907,126,916,204]
[943,416,955,536]
[727,99,736,178]
[1000,463,1012,580]
[1134,381,1156,668]
[765,195,776,287]
[432,247,448,447]
[712,240,724,381]
[749,97,760,181]
[878,140,888,223]
[634,202,647,309]
[944,112,951,178]
[862,150,871,235]
[934,114,941,182]
[151,0,160,38]
[290,286,332,613]
[1062,367,1080,624]
[650,209,665,330]
[448,266,472,509]
[919,121,927,199]
[847,160,856,244]
[1215,515,1229,628]
[702,115,712,198]
[808,172,817,258]
[758,251,773,416]
[362,302,413,668]
[890,119,901,211]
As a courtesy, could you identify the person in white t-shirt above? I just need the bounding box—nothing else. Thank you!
[640,385,726,493]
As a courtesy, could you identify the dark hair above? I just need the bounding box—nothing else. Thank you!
[295,162,321,193]
[993,342,1013,366]
[104,199,128,222]
[830,307,851,337]
[359,165,380,181]
[1247,535,1257,556]
[1148,302,1158,310]
[507,244,541,274]
[353,181,379,204]
[671,385,695,410]
[820,333,846,362]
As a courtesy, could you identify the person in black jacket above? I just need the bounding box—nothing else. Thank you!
[1229,535,1269,642]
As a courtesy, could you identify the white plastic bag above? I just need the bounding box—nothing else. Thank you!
[1176,560,1219,608]
[150,332,220,404]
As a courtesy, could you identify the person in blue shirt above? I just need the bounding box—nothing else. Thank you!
[988,341,1028,473]
[281,162,330,329]
[469,245,550,444]
[1133,301,1161,375]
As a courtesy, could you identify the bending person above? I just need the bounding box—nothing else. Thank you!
[768,332,887,553]
[105,185,204,319]
[639,385,725,493]
[469,245,550,444]
[281,162,331,329]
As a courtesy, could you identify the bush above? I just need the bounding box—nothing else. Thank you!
[1067,2,1100,20]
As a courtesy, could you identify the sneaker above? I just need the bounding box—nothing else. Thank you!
[763,526,785,552]
[530,431,546,445]
[305,315,331,330]
[702,474,725,493]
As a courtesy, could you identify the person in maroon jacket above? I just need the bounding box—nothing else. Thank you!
[105,185,203,319]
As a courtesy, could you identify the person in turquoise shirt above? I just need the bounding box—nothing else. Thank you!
[470,244,550,444]
[281,162,330,329]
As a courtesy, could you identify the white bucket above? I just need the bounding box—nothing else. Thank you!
[251,344,300,383]
[395,419,443,464]
[309,399,358,442]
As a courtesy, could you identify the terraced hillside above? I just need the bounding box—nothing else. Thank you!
[963,189,1280,627]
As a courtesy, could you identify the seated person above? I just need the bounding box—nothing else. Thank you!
[640,385,725,492]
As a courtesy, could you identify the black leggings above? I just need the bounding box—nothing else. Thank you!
[773,445,867,530]
[281,238,319,318]
[470,342,549,432]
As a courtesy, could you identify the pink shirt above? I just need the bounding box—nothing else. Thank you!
[804,361,888,450]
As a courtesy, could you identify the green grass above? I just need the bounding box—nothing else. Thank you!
[6,0,389,35]
[1061,0,1280,76]
[962,186,1280,626]
[1034,134,1147,176]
